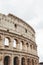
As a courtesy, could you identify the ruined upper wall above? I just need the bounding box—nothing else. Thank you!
[0,13,35,42]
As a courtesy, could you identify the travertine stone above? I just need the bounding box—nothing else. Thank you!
[0,13,39,65]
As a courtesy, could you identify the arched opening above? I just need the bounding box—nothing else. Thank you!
[13,39,18,48]
[32,59,34,65]
[20,41,24,50]
[4,37,10,46]
[27,59,30,65]
[35,60,37,65]
[20,41,23,50]
[26,43,29,51]
[30,44,32,49]
[14,57,19,65]
[21,57,25,65]
[4,56,10,65]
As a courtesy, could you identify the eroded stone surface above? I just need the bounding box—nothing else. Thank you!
[0,13,39,65]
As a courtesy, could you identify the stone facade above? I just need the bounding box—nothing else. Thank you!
[0,13,39,65]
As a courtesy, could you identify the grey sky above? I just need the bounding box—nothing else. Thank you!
[0,0,43,62]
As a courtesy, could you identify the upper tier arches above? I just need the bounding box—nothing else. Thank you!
[0,13,35,42]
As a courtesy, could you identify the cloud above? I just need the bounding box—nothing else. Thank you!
[36,22,43,30]
[36,29,43,62]
[0,0,38,20]
[0,0,43,22]
[0,0,43,62]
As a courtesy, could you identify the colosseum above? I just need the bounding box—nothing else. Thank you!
[0,13,39,65]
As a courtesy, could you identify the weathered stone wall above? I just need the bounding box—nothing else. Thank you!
[0,13,35,42]
[0,13,39,65]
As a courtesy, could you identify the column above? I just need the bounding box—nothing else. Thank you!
[0,54,3,65]
[0,35,4,49]
[19,56,21,65]
[25,58,27,65]
[16,42,20,50]
[11,55,14,65]
[9,37,13,50]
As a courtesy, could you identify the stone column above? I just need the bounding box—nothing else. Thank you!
[0,35,4,49]
[0,54,3,65]
[9,37,13,50]
[11,55,14,65]
[25,58,27,65]
[16,42,20,50]
[19,56,21,65]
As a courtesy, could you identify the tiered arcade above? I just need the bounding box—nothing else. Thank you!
[0,13,39,65]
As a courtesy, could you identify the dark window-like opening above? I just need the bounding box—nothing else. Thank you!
[13,39,18,48]
[26,43,29,47]
[14,57,19,65]
[21,57,25,65]
[32,59,34,65]
[7,29,9,32]
[25,29,27,33]
[15,24,17,28]
[4,37,10,46]
[4,56,10,65]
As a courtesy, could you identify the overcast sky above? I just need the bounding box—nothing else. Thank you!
[0,0,43,62]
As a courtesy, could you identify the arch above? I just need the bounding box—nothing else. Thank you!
[13,39,18,48]
[26,43,29,47]
[21,41,24,45]
[13,57,19,65]
[35,60,37,65]
[4,37,10,46]
[32,59,34,65]
[27,58,30,65]
[20,41,24,50]
[20,41,23,50]
[21,57,25,65]
[30,44,32,49]
[4,56,10,65]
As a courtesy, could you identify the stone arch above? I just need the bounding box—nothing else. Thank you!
[35,60,37,65]
[20,41,24,50]
[4,56,10,65]
[21,57,25,65]
[21,41,24,49]
[13,39,18,48]
[26,43,29,47]
[32,59,34,65]
[26,43,29,51]
[13,56,19,65]
[21,41,24,45]
[30,44,32,49]
[4,37,11,46]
